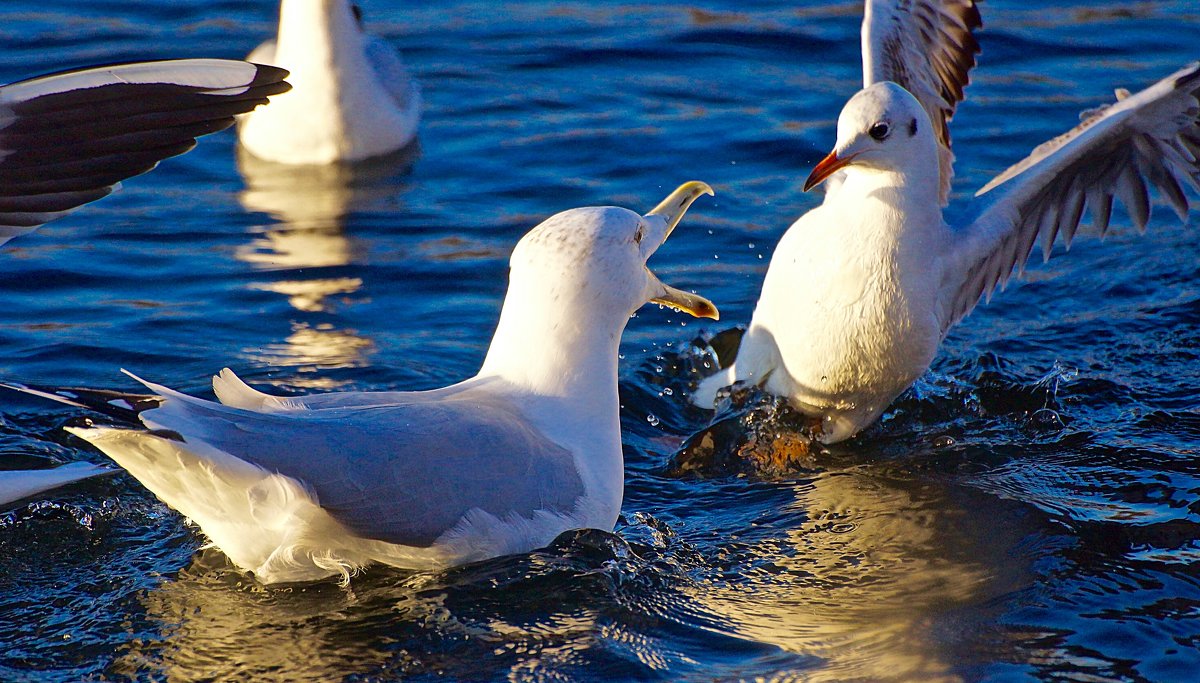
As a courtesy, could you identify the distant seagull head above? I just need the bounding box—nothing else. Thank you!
[805,82,937,191]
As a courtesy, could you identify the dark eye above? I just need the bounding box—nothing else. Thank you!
[869,122,890,141]
[633,226,644,245]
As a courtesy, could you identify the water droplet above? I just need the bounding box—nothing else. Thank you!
[748,242,755,249]
[663,387,673,396]
[646,413,660,426]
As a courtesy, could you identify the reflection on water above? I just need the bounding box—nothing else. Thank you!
[683,465,1034,682]
[234,151,417,375]
[101,464,1036,682]
[109,540,615,681]
[251,322,375,384]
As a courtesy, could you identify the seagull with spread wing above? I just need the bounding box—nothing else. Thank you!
[0,59,289,246]
[5,182,717,584]
[692,0,1200,443]
[238,0,421,165]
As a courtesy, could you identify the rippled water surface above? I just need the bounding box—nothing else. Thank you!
[2,1,1200,681]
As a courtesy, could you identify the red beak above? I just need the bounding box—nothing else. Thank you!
[803,150,856,192]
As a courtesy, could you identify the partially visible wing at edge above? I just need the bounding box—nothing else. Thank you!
[940,62,1200,332]
[862,0,981,204]
[0,59,291,245]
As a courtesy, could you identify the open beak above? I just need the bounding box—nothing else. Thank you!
[643,181,720,320]
[803,149,857,192]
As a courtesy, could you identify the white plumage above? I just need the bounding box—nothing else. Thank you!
[12,182,716,584]
[238,0,421,165]
[694,0,1200,444]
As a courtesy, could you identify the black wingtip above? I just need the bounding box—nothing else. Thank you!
[248,63,292,95]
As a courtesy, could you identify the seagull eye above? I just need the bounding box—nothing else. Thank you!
[869,122,890,141]
[633,226,644,245]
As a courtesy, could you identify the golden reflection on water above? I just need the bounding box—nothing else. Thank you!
[109,553,397,681]
[686,466,1032,683]
[253,322,375,385]
[234,152,416,375]
[236,152,371,314]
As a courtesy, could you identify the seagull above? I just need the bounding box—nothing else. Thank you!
[0,59,290,246]
[238,0,421,165]
[5,182,717,584]
[693,0,1200,444]
[0,462,117,508]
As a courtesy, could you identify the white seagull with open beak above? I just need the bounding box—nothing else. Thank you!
[7,182,716,584]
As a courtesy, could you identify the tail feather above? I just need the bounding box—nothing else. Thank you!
[212,368,294,412]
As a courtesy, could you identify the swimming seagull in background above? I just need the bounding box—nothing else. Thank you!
[239,0,421,165]
[0,59,290,246]
[693,0,1200,443]
[5,182,717,584]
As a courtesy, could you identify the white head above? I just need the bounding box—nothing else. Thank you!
[804,82,938,191]
[480,182,717,389]
[506,181,718,327]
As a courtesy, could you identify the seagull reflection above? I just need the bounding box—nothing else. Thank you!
[681,464,1035,682]
[234,150,416,374]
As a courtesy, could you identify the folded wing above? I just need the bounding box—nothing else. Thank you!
[138,378,586,548]
[862,0,981,203]
[940,63,1200,331]
[0,59,290,245]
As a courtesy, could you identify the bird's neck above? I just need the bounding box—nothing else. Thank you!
[275,0,369,79]
[478,281,624,404]
[834,165,943,241]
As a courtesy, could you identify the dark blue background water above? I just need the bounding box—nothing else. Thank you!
[1,1,1199,681]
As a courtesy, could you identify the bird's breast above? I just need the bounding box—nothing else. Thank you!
[752,201,943,418]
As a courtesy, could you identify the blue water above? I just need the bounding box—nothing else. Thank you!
[2,1,1200,680]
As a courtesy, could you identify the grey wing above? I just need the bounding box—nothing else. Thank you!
[862,0,981,204]
[141,389,586,548]
[0,59,290,245]
[940,63,1200,332]
[364,35,420,113]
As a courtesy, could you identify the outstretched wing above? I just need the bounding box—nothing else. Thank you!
[136,377,586,548]
[940,63,1200,332]
[0,59,290,245]
[862,0,981,204]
